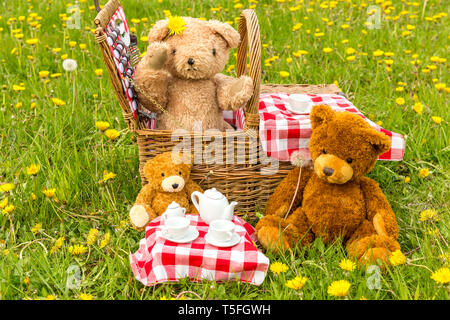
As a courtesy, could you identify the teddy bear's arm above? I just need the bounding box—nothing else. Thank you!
[214,73,254,111]
[264,166,313,218]
[130,184,157,230]
[133,42,171,113]
[360,176,399,239]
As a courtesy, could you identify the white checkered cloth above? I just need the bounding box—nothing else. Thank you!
[130,215,269,286]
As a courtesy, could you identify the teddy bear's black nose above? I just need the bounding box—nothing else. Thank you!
[187,58,195,65]
[172,183,179,189]
[323,167,334,176]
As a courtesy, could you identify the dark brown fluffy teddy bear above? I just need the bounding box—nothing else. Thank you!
[129,152,203,230]
[256,104,401,267]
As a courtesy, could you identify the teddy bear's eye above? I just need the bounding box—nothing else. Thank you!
[346,158,353,164]
[212,48,216,56]
[161,172,165,177]
[178,171,182,175]
[172,49,177,54]
[322,149,327,154]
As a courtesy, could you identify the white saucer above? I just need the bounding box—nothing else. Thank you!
[161,226,199,243]
[205,232,241,248]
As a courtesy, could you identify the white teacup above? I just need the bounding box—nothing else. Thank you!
[289,94,312,113]
[163,216,190,239]
[161,201,186,222]
[208,219,235,242]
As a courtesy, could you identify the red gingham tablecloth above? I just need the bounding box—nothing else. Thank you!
[258,93,405,162]
[129,215,269,286]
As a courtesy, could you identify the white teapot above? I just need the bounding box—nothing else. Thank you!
[191,188,238,224]
[161,201,186,222]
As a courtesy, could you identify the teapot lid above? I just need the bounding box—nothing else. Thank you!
[167,201,180,209]
[204,188,224,200]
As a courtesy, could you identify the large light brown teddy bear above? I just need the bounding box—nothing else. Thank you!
[256,105,401,267]
[134,16,254,131]
[129,152,203,230]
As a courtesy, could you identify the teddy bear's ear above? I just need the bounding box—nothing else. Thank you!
[363,128,391,155]
[207,20,241,49]
[147,19,170,43]
[310,104,335,129]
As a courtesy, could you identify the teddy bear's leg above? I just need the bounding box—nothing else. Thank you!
[256,207,314,253]
[133,42,171,113]
[214,74,254,111]
[346,220,400,268]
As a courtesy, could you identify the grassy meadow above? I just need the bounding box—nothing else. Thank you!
[0,0,449,300]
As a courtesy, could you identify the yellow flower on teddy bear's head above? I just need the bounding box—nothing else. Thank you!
[167,16,186,37]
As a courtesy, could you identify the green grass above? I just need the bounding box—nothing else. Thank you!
[0,0,449,300]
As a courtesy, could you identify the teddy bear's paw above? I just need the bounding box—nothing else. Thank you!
[144,42,169,70]
[257,225,291,254]
[228,76,254,109]
[130,204,150,230]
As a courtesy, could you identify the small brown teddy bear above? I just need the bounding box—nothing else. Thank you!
[134,16,254,131]
[129,152,203,230]
[256,104,401,267]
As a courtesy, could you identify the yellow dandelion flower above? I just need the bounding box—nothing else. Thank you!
[24,37,39,46]
[373,49,384,57]
[51,98,66,106]
[26,164,41,176]
[328,280,351,297]
[339,259,356,272]
[103,170,117,181]
[42,188,57,198]
[395,97,405,105]
[0,197,8,209]
[167,16,186,36]
[68,41,77,47]
[69,244,87,255]
[45,295,56,300]
[94,69,103,77]
[104,129,120,140]
[389,250,406,266]
[431,267,450,285]
[419,209,438,222]
[99,232,111,248]
[346,55,356,62]
[285,276,307,290]
[15,102,22,108]
[95,121,110,131]
[345,48,356,55]
[270,261,289,275]
[24,277,30,285]
[431,116,443,124]
[418,168,429,178]
[12,84,25,91]
[79,293,93,300]
[279,71,290,78]
[434,83,446,90]
[323,47,333,54]
[0,183,15,193]
[413,102,423,115]
[86,228,99,245]
[404,176,411,183]
[2,204,15,215]
[31,223,42,235]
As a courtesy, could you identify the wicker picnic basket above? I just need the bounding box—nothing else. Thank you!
[93,0,341,215]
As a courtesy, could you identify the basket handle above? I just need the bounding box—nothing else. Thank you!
[93,0,120,29]
[236,9,261,132]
